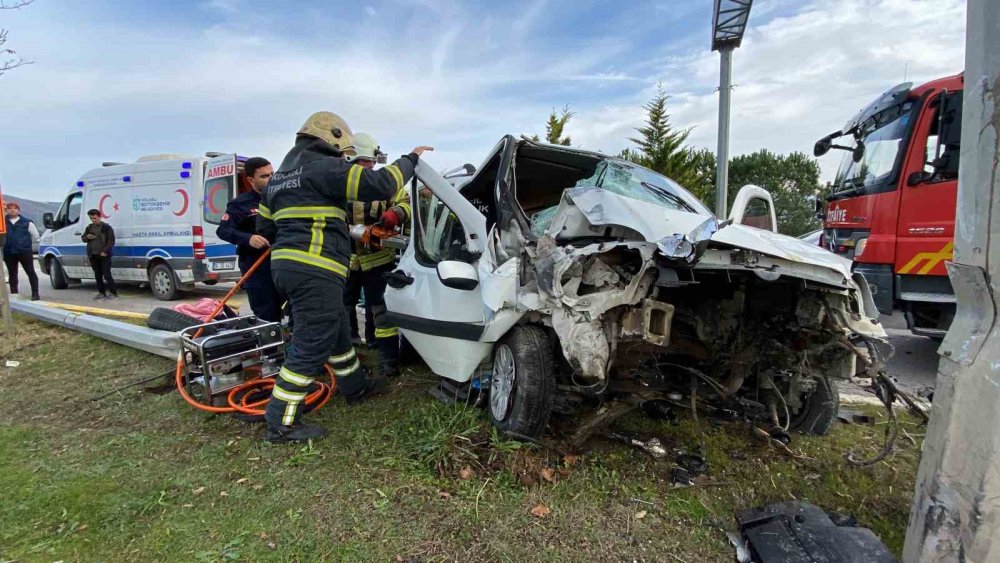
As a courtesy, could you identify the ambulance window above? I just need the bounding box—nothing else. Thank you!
[56,192,83,228]
[204,175,234,224]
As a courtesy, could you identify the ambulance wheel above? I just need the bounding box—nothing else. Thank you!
[149,263,180,301]
[488,325,555,439]
[49,258,70,290]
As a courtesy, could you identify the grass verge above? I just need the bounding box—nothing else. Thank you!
[0,317,923,561]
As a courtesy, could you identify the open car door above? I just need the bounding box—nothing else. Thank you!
[728,185,778,233]
[383,161,491,382]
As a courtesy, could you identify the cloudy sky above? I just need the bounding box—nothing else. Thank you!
[0,0,966,202]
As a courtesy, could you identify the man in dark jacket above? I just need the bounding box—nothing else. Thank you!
[3,202,40,301]
[216,157,282,321]
[256,110,431,443]
[82,209,118,300]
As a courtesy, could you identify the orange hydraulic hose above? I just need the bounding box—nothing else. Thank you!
[175,248,336,415]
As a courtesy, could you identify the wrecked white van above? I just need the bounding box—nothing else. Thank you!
[385,136,886,439]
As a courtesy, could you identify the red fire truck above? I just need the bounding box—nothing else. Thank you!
[814,73,963,338]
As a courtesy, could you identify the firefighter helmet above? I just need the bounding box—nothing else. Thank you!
[344,132,386,163]
[297,111,354,152]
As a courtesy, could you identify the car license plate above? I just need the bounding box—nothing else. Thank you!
[212,260,236,271]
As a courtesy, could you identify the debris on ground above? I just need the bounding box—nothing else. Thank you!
[5,360,19,368]
[837,408,876,425]
[734,501,895,562]
[607,431,668,459]
[670,450,708,486]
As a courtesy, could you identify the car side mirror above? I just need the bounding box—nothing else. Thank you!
[437,260,479,290]
[852,140,866,163]
[813,138,832,157]
[42,213,54,229]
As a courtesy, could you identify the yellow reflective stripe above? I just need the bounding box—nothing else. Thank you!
[385,164,404,192]
[333,359,361,377]
[396,201,412,221]
[359,250,395,271]
[358,248,393,263]
[273,386,307,402]
[346,164,363,201]
[375,327,399,338]
[392,187,406,204]
[328,349,356,364]
[258,204,272,219]
[271,249,348,277]
[308,217,326,255]
[282,402,298,426]
[272,206,346,221]
[279,367,313,387]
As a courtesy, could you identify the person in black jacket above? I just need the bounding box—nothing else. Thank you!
[82,209,118,300]
[3,202,41,301]
[216,157,282,321]
[256,110,431,443]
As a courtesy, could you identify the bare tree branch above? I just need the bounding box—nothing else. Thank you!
[0,0,34,77]
[0,1,35,10]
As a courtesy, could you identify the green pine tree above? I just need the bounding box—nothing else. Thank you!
[622,85,706,191]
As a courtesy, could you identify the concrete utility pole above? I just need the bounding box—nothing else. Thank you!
[710,0,751,218]
[716,47,733,218]
[904,1,1000,560]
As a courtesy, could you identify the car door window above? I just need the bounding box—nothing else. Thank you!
[742,197,774,231]
[415,189,470,264]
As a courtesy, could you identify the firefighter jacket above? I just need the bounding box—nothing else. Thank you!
[256,137,416,282]
[347,185,412,271]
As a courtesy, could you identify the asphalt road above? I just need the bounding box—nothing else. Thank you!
[15,268,249,314]
[10,268,941,396]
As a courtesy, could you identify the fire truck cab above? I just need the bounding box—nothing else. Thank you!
[814,73,963,338]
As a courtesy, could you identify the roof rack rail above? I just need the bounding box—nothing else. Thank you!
[102,161,125,167]
[205,152,224,158]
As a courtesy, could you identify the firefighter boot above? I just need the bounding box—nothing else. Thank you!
[265,423,328,444]
[345,377,388,405]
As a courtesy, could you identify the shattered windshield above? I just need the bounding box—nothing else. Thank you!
[578,160,711,215]
[833,101,914,196]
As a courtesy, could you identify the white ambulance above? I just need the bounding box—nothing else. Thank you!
[39,153,249,300]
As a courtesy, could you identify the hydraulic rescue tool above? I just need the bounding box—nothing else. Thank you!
[175,249,336,417]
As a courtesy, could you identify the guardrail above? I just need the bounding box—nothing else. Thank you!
[10,300,179,358]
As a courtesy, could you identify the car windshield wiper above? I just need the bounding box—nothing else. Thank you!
[640,181,695,212]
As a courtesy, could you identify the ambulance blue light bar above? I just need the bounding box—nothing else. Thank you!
[182,162,192,169]
[180,171,191,179]
[123,176,132,182]
[76,181,85,187]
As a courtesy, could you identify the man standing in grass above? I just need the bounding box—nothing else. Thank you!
[82,209,118,300]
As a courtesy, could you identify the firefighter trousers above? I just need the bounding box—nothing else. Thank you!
[344,262,399,370]
[265,268,369,428]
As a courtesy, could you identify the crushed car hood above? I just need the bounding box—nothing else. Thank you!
[548,187,853,281]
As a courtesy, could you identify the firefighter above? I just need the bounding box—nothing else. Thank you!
[342,132,411,378]
[256,111,431,443]
[216,157,283,322]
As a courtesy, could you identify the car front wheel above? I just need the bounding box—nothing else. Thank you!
[489,325,555,439]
